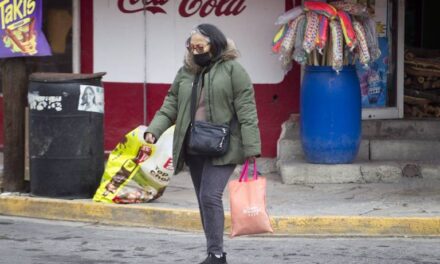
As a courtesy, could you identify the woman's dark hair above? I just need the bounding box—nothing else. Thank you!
[81,86,96,105]
[194,24,228,61]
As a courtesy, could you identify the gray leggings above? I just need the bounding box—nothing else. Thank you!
[186,154,235,255]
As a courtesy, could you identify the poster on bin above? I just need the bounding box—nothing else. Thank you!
[0,0,52,58]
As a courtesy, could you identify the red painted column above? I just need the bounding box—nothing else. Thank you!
[80,0,94,73]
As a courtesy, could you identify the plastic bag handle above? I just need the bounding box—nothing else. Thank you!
[238,160,249,182]
[238,160,258,182]
[251,161,257,181]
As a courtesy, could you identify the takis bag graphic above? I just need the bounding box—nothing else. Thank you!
[0,0,51,58]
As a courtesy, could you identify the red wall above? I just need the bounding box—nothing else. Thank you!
[102,82,145,147]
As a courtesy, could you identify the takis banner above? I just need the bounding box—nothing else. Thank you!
[0,0,51,58]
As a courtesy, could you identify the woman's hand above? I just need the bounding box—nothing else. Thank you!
[144,132,156,144]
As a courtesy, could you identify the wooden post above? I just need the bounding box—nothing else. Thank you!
[1,57,27,192]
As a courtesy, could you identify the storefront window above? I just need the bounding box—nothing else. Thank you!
[404,0,440,118]
[26,0,73,73]
[355,0,398,109]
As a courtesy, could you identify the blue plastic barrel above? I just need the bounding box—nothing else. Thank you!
[300,66,361,164]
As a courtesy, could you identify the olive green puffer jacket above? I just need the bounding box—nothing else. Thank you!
[146,41,261,174]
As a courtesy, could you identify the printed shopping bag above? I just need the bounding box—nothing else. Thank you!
[228,160,273,237]
[93,125,174,204]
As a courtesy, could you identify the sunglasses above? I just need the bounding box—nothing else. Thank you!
[187,42,210,54]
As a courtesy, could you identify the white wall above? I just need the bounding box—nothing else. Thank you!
[94,0,285,84]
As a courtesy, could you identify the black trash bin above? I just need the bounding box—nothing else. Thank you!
[28,72,106,198]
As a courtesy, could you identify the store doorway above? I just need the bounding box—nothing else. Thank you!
[404,0,440,118]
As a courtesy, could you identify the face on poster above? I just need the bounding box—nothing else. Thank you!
[0,0,51,58]
[78,85,104,113]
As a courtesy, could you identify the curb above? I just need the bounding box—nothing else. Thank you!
[1,196,440,237]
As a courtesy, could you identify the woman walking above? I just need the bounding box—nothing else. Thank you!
[144,23,261,264]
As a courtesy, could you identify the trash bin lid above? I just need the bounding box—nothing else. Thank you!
[29,72,106,83]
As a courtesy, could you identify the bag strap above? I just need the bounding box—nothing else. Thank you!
[238,160,249,182]
[239,160,258,182]
[190,72,202,125]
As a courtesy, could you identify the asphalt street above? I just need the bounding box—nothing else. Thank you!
[1,216,440,264]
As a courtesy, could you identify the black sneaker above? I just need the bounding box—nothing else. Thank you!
[199,252,228,264]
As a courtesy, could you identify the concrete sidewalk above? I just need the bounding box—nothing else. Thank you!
[1,167,440,237]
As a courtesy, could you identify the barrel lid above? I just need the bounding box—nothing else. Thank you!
[29,72,106,82]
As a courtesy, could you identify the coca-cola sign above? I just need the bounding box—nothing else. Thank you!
[118,0,247,17]
[118,0,168,14]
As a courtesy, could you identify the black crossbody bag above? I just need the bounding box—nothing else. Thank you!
[187,72,230,156]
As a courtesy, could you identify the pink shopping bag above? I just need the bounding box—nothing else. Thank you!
[228,160,273,237]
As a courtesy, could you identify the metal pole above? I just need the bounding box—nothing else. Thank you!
[72,0,81,73]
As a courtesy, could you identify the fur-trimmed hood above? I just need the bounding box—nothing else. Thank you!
[183,38,240,73]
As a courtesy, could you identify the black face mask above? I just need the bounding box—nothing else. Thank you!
[193,52,211,67]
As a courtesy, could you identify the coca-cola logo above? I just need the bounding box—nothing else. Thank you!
[118,0,247,17]
[118,0,168,14]
[179,0,247,17]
